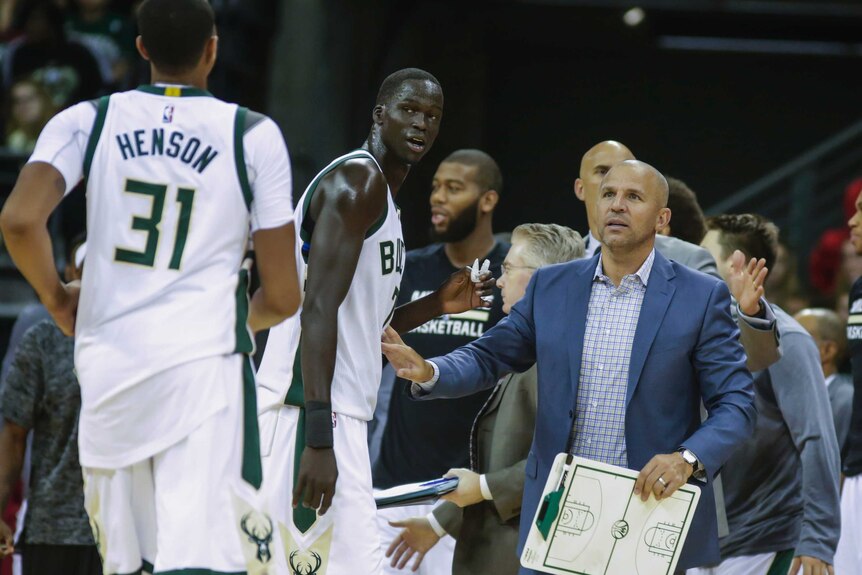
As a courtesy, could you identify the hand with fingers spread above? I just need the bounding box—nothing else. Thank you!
[789,555,834,575]
[633,452,693,502]
[0,519,14,557]
[292,447,338,516]
[381,327,435,383]
[435,265,495,316]
[726,250,769,316]
[386,517,441,572]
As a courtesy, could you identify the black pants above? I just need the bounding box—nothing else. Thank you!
[22,544,102,575]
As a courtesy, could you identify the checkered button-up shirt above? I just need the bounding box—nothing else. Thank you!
[569,250,655,467]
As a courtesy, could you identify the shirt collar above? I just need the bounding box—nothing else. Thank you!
[594,248,656,287]
[586,231,600,257]
[825,373,836,388]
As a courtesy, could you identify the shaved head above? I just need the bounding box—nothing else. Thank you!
[795,308,847,352]
[604,160,669,205]
[597,160,671,254]
[579,140,634,180]
[576,140,636,237]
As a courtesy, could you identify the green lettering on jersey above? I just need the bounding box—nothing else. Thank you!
[168,188,196,270]
[380,241,394,275]
[114,179,166,267]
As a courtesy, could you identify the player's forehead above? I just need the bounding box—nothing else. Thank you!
[434,161,477,183]
[392,79,443,109]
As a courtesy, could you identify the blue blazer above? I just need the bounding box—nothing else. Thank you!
[421,250,756,572]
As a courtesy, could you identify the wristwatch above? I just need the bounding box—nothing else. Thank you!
[677,448,706,480]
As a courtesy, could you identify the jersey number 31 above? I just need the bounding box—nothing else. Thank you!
[114,178,195,270]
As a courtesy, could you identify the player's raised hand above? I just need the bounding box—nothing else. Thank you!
[292,446,338,516]
[46,280,80,336]
[381,327,434,383]
[386,517,441,572]
[726,250,768,316]
[435,265,495,316]
[0,519,14,557]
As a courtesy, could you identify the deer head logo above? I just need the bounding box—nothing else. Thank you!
[288,549,323,575]
[240,512,273,564]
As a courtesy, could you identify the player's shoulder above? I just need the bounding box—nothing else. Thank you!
[320,151,387,197]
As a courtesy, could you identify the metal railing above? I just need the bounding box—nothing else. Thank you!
[705,118,862,277]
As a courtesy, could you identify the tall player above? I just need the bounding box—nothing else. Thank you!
[0,1,301,573]
[254,69,449,574]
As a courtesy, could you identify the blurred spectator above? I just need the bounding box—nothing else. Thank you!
[2,0,105,108]
[66,0,135,89]
[658,176,707,245]
[3,77,56,153]
[0,239,98,575]
[794,308,854,465]
[809,178,862,303]
[765,240,809,316]
[698,214,840,575]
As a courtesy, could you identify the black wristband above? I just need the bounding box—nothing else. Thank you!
[305,401,334,448]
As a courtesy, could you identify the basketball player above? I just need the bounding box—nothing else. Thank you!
[254,69,454,574]
[0,1,301,573]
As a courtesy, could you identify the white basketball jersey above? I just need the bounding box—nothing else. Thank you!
[76,88,256,421]
[257,150,405,421]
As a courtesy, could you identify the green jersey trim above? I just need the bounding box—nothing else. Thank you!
[299,150,389,246]
[233,107,253,210]
[83,96,110,178]
[241,355,263,489]
[233,266,254,354]
[135,84,214,98]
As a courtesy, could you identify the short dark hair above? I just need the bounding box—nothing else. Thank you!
[376,68,440,106]
[665,176,706,245]
[443,149,503,195]
[137,0,215,74]
[705,214,779,270]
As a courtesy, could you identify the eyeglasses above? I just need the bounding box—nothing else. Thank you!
[501,262,537,276]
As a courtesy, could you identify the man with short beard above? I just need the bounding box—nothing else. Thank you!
[373,149,508,575]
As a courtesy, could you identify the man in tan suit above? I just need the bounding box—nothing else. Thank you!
[384,223,584,574]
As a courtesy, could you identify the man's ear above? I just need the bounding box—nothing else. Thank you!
[656,207,672,231]
[480,190,499,214]
[135,36,150,62]
[821,340,838,365]
[372,104,385,125]
[574,178,585,201]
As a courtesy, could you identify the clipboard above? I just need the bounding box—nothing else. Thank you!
[521,454,701,575]
[374,477,459,510]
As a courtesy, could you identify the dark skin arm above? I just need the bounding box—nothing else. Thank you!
[292,159,388,515]
[0,421,28,557]
[0,163,78,336]
[248,222,302,332]
[389,267,495,334]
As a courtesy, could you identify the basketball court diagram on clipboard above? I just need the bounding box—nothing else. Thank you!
[521,455,701,575]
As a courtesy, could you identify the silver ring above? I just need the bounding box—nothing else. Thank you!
[657,476,668,488]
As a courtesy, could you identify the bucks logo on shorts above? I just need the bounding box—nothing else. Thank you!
[240,511,274,564]
[288,549,323,575]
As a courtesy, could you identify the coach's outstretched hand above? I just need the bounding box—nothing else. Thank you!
[293,447,338,515]
[386,516,440,572]
[381,327,435,383]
